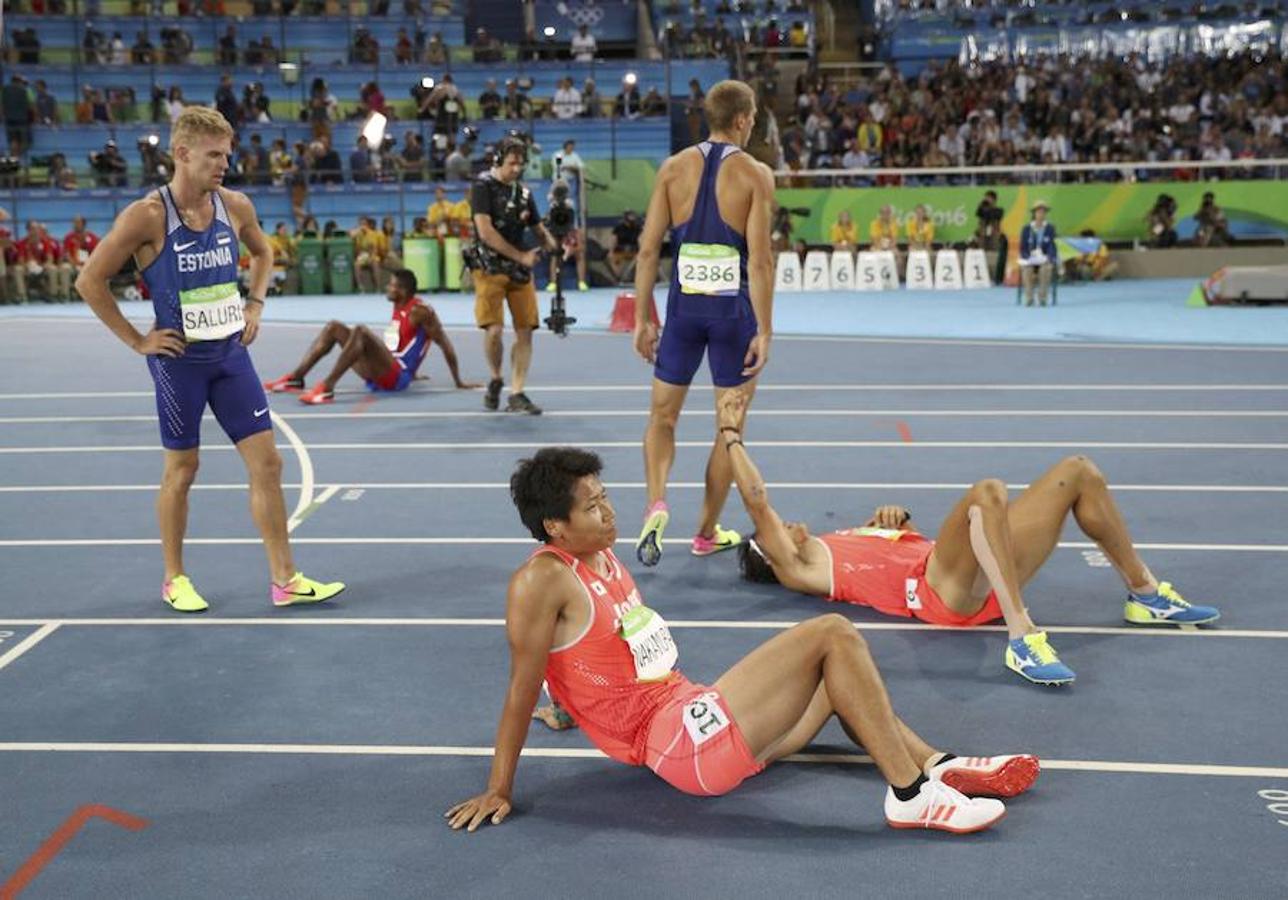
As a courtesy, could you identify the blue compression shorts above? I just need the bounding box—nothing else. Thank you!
[653,314,758,388]
[146,338,272,450]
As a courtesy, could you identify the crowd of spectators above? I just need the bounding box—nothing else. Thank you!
[657,1,812,61]
[6,0,457,16]
[779,50,1288,183]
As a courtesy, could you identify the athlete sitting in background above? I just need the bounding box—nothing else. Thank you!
[716,389,1219,687]
[265,269,477,404]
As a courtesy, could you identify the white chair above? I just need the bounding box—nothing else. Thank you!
[803,250,832,291]
[774,251,803,292]
[905,250,934,289]
[933,249,964,290]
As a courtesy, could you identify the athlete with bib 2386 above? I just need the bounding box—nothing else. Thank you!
[76,107,344,612]
[631,80,775,568]
[446,448,1038,836]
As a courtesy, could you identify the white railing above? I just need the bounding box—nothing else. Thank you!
[777,157,1288,183]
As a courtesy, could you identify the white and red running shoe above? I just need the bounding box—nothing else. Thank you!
[884,779,1006,834]
[928,754,1040,798]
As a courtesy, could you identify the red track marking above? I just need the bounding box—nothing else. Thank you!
[896,421,914,443]
[1,805,149,899]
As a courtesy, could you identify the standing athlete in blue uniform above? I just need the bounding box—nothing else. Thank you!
[631,80,776,566]
[77,107,344,612]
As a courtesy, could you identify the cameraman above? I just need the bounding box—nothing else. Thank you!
[138,135,173,187]
[544,179,588,292]
[468,136,560,415]
[89,139,129,188]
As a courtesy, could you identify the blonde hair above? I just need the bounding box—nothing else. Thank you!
[703,80,756,134]
[170,106,234,154]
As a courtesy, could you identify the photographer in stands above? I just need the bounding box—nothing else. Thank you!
[89,139,129,188]
[466,136,561,415]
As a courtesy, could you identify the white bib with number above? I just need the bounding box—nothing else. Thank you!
[383,321,401,351]
[678,243,740,296]
[619,605,679,682]
[681,691,731,747]
[179,282,245,342]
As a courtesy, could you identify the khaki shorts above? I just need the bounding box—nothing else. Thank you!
[474,272,539,329]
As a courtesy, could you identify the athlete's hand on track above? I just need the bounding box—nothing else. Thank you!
[133,328,186,358]
[240,301,263,346]
[454,380,482,389]
[717,388,748,432]
[866,506,912,529]
[633,321,660,364]
[445,790,512,832]
[741,332,771,378]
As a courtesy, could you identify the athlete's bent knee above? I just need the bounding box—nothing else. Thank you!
[1064,454,1105,486]
[970,477,1008,508]
[816,612,865,648]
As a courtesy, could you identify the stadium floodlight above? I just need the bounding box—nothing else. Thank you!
[624,71,638,86]
[544,26,556,38]
[362,112,388,149]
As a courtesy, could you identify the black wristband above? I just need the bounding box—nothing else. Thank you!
[719,426,741,435]
[245,296,265,306]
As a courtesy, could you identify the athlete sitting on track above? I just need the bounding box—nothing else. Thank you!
[715,390,1220,687]
[264,269,477,404]
[446,447,1038,835]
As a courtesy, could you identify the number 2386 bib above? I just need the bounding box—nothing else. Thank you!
[678,243,740,297]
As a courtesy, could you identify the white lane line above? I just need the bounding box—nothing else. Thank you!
[270,411,315,529]
[6,315,1288,352]
[6,440,1288,454]
[7,408,1288,424]
[2,538,1286,552]
[0,624,60,672]
[5,384,1288,402]
[0,618,1278,639]
[0,741,1281,777]
[4,481,1288,495]
[287,485,341,533]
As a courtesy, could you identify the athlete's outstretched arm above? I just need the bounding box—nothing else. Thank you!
[632,157,673,363]
[445,559,566,832]
[741,161,776,378]
[717,390,804,583]
[76,200,185,358]
[415,306,478,389]
[223,190,272,346]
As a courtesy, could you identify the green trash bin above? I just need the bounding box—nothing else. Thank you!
[403,238,440,292]
[443,237,464,291]
[297,238,326,295]
[325,237,355,295]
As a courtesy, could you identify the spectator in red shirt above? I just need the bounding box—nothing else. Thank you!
[63,216,100,268]
[0,207,14,305]
[13,221,74,303]
[63,216,100,297]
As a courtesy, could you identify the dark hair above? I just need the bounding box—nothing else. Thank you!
[510,448,603,542]
[737,535,781,585]
[392,268,417,295]
[496,135,528,165]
